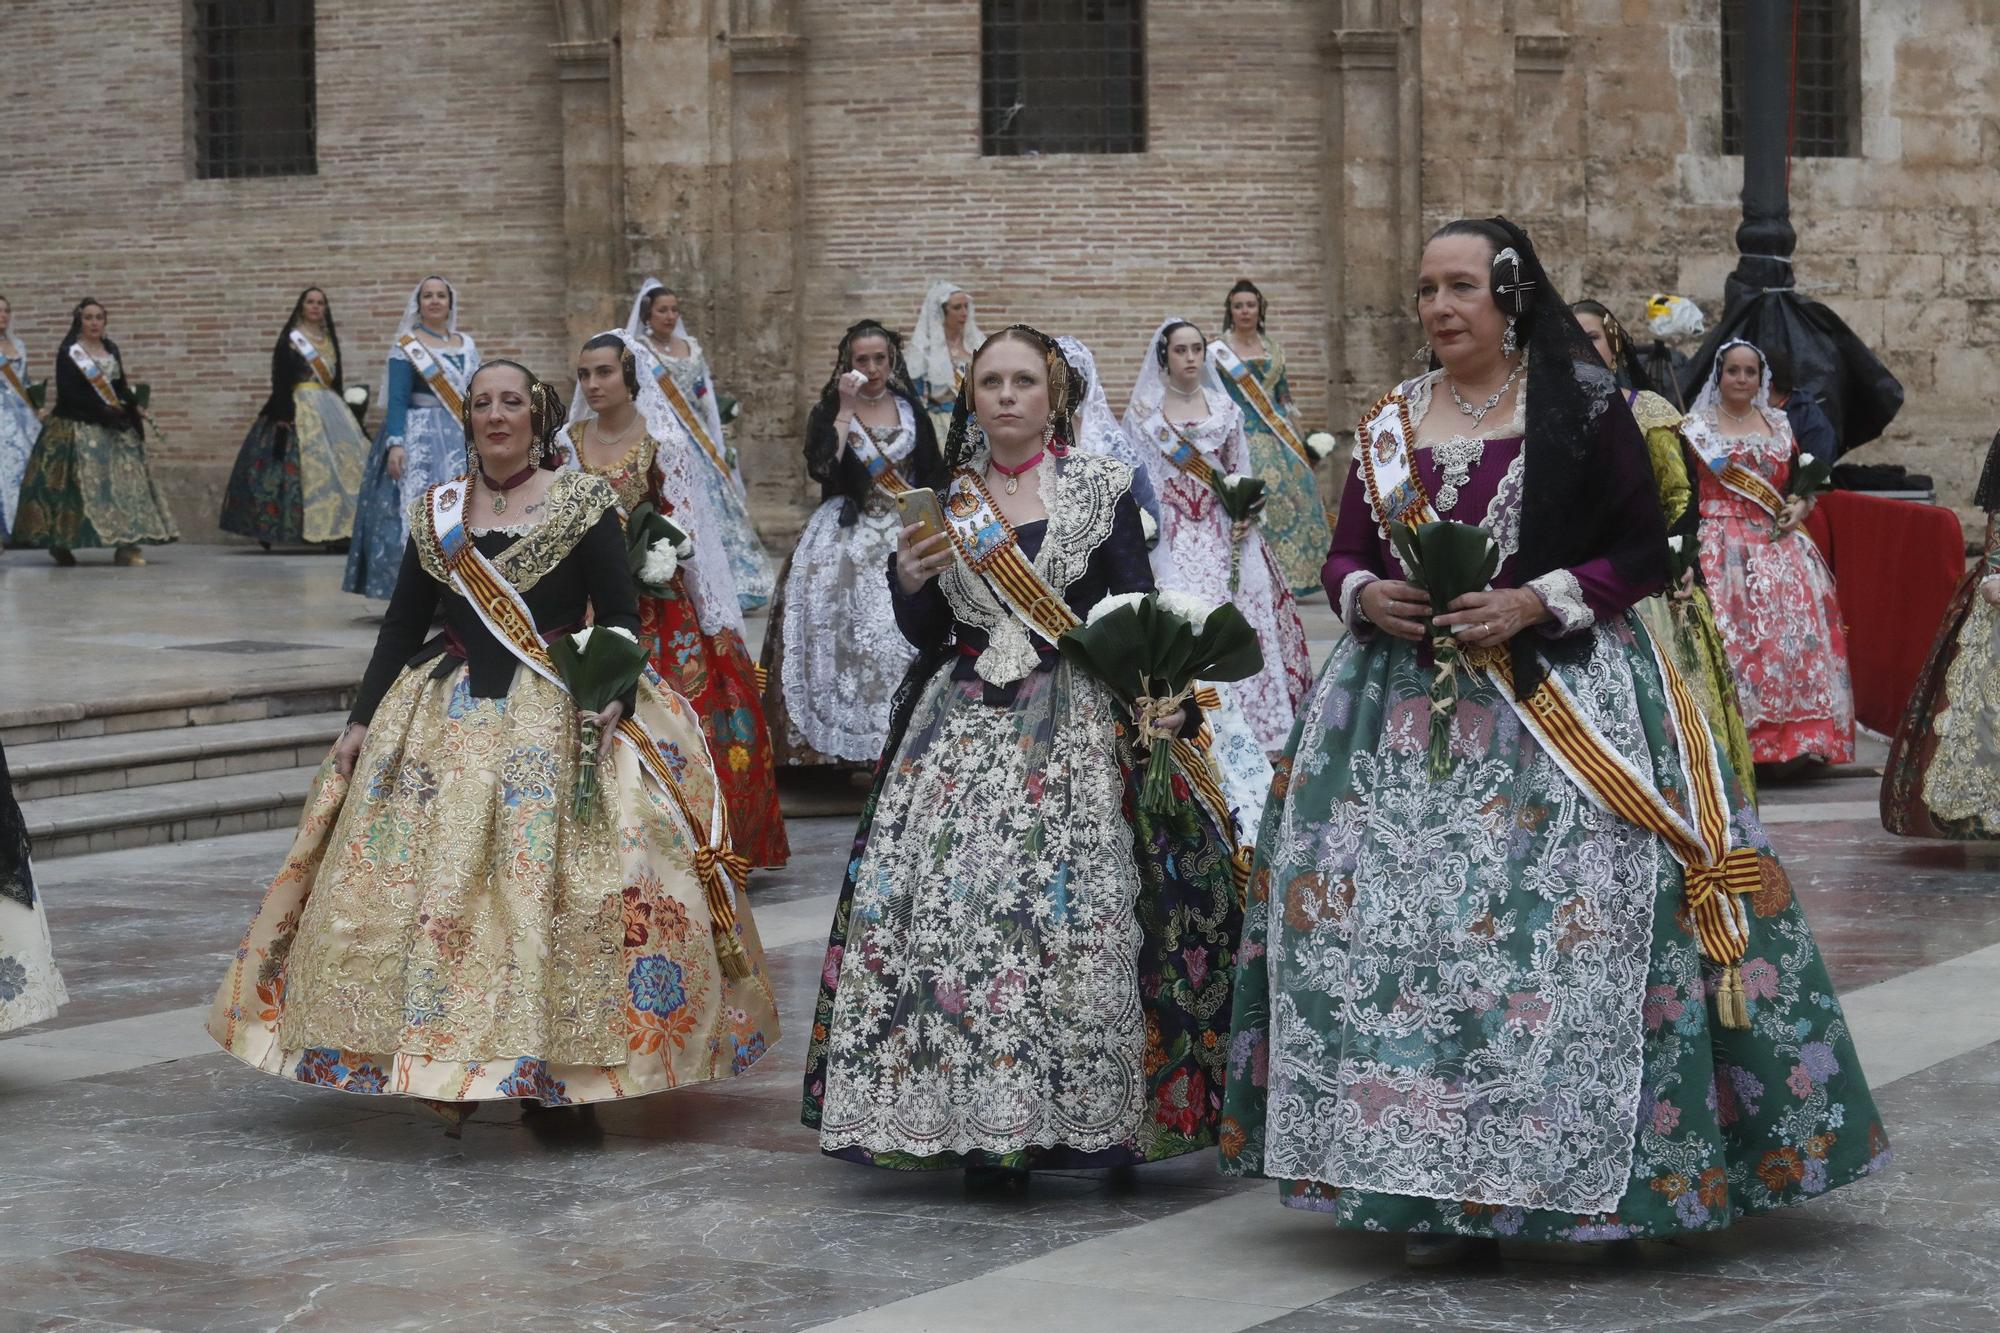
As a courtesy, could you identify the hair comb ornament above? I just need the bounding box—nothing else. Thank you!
[1492,246,1537,317]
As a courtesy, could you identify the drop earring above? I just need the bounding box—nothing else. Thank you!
[1501,317,1519,358]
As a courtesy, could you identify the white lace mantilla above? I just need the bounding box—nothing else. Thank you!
[940,451,1125,685]
[1260,626,1662,1213]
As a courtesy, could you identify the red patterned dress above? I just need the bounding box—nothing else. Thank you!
[1688,412,1855,766]
[575,426,789,866]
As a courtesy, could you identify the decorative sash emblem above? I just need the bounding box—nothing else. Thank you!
[398,335,467,417]
[1353,390,1433,540]
[67,343,123,410]
[1209,339,1310,463]
[1152,413,1219,488]
[288,329,336,387]
[845,419,911,497]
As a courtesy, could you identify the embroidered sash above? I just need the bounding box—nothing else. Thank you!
[641,346,731,478]
[1354,387,1760,1025]
[845,419,911,497]
[288,329,336,387]
[1146,410,1220,488]
[1210,340,1309,463]
[939,468,1251,891]
[1692,433,1787,518]
[0,358,29,405]
[421,481,753,977]
[398,334,467,417]
[67,343,123,410]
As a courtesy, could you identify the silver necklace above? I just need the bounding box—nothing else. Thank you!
[1720,404,1754,424]
[857,385,889,402]
[1447,361,1524,428]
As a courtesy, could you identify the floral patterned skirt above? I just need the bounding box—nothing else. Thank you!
[10,417,179,551]
[219,417,303,544]
[0,894,67,1034]
[1882,563,2000,839]
[1219,621,1888,1240]
[1636,588,1759,807]
[801,662,1243,1169]
[207,664,780,1104]
[800,664,1240,1160]
[640,583,789,867]
[1699,513,1855,765]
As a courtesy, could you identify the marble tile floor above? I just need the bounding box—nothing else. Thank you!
[2,778,1997,1331]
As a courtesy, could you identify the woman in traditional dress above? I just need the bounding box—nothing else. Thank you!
[344,276,479,600]
[568,332,789,867]
[1574,299,1757,803]
[1122,317,1312,753]
[1055,334,1160,524]
[11,297,178,566]
[1684,339,1855,769]
[760,321,937,767]
[908,281,985,443]
[627,280,775,611]
[802,325,1246,1187]
[1882,431,2000,839]
[219,287,370,549]
[1220,218,1887,1262]
[1,741,68,1034]
[209,361,778,1134]
[1214,280,1327,595]
[0,294,46,540]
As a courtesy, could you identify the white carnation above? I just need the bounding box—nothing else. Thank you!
[342,386,367,406]
[1139,509,1159,544]
[640,537,680,585]
[1304,431,1337,462]
[1667,535,1684,553]
[1798,453,1816,467]
[1085,591,1148,625]
[1154,589,1215,629]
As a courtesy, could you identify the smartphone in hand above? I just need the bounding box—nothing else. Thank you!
[896,486,949,547]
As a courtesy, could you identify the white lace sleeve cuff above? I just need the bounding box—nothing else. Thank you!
[1339,570,1380,635]
[1527,569,1595,636]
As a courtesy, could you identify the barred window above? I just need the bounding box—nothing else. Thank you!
[1721,0,1859,157]
[982,0,1145,157]
[188,0,317,179]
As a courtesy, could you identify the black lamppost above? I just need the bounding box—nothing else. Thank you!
[1680,2,1902,454]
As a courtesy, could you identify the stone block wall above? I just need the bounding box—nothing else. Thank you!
[0,0,570,541]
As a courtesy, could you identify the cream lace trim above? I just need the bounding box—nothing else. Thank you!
[940,453,1128,686]
[414,471,618,592]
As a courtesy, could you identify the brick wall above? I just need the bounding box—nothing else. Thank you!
[0,0,569,540]
[794,0,1333,471]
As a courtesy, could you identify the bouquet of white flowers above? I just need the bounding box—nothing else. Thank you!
[1775,451,1833,539]
[1388,519,1501,778]
[624,500,697,598]
[1210,473,1267,591]
[1057,590,1263,818]
[342,384,371,426]
[1304,431,1339,463]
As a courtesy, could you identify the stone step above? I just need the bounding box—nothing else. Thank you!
[22,765,321,860]
[0,673,355,747]
[8,711,347,801]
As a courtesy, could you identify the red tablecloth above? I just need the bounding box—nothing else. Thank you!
[1803,490,1968,734]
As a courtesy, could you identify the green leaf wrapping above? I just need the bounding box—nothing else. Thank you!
[624,501,693,598]
[1667,531,1703,585]
[24,380,46,411]
[1385,520,1500,777]
[1210,474,1269,522]
[546,629,650,714]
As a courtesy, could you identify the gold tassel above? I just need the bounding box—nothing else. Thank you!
[712,923,753,982]
[696,842,755,982]
[1716,962,1750,1030]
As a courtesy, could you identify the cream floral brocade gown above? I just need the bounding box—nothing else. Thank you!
[209,472,778,1104]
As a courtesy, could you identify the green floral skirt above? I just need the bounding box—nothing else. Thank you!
[11,417,178,550]
[1220,616,1888,1241]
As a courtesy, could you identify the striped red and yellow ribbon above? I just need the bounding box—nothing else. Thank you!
[654,368,733,479]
